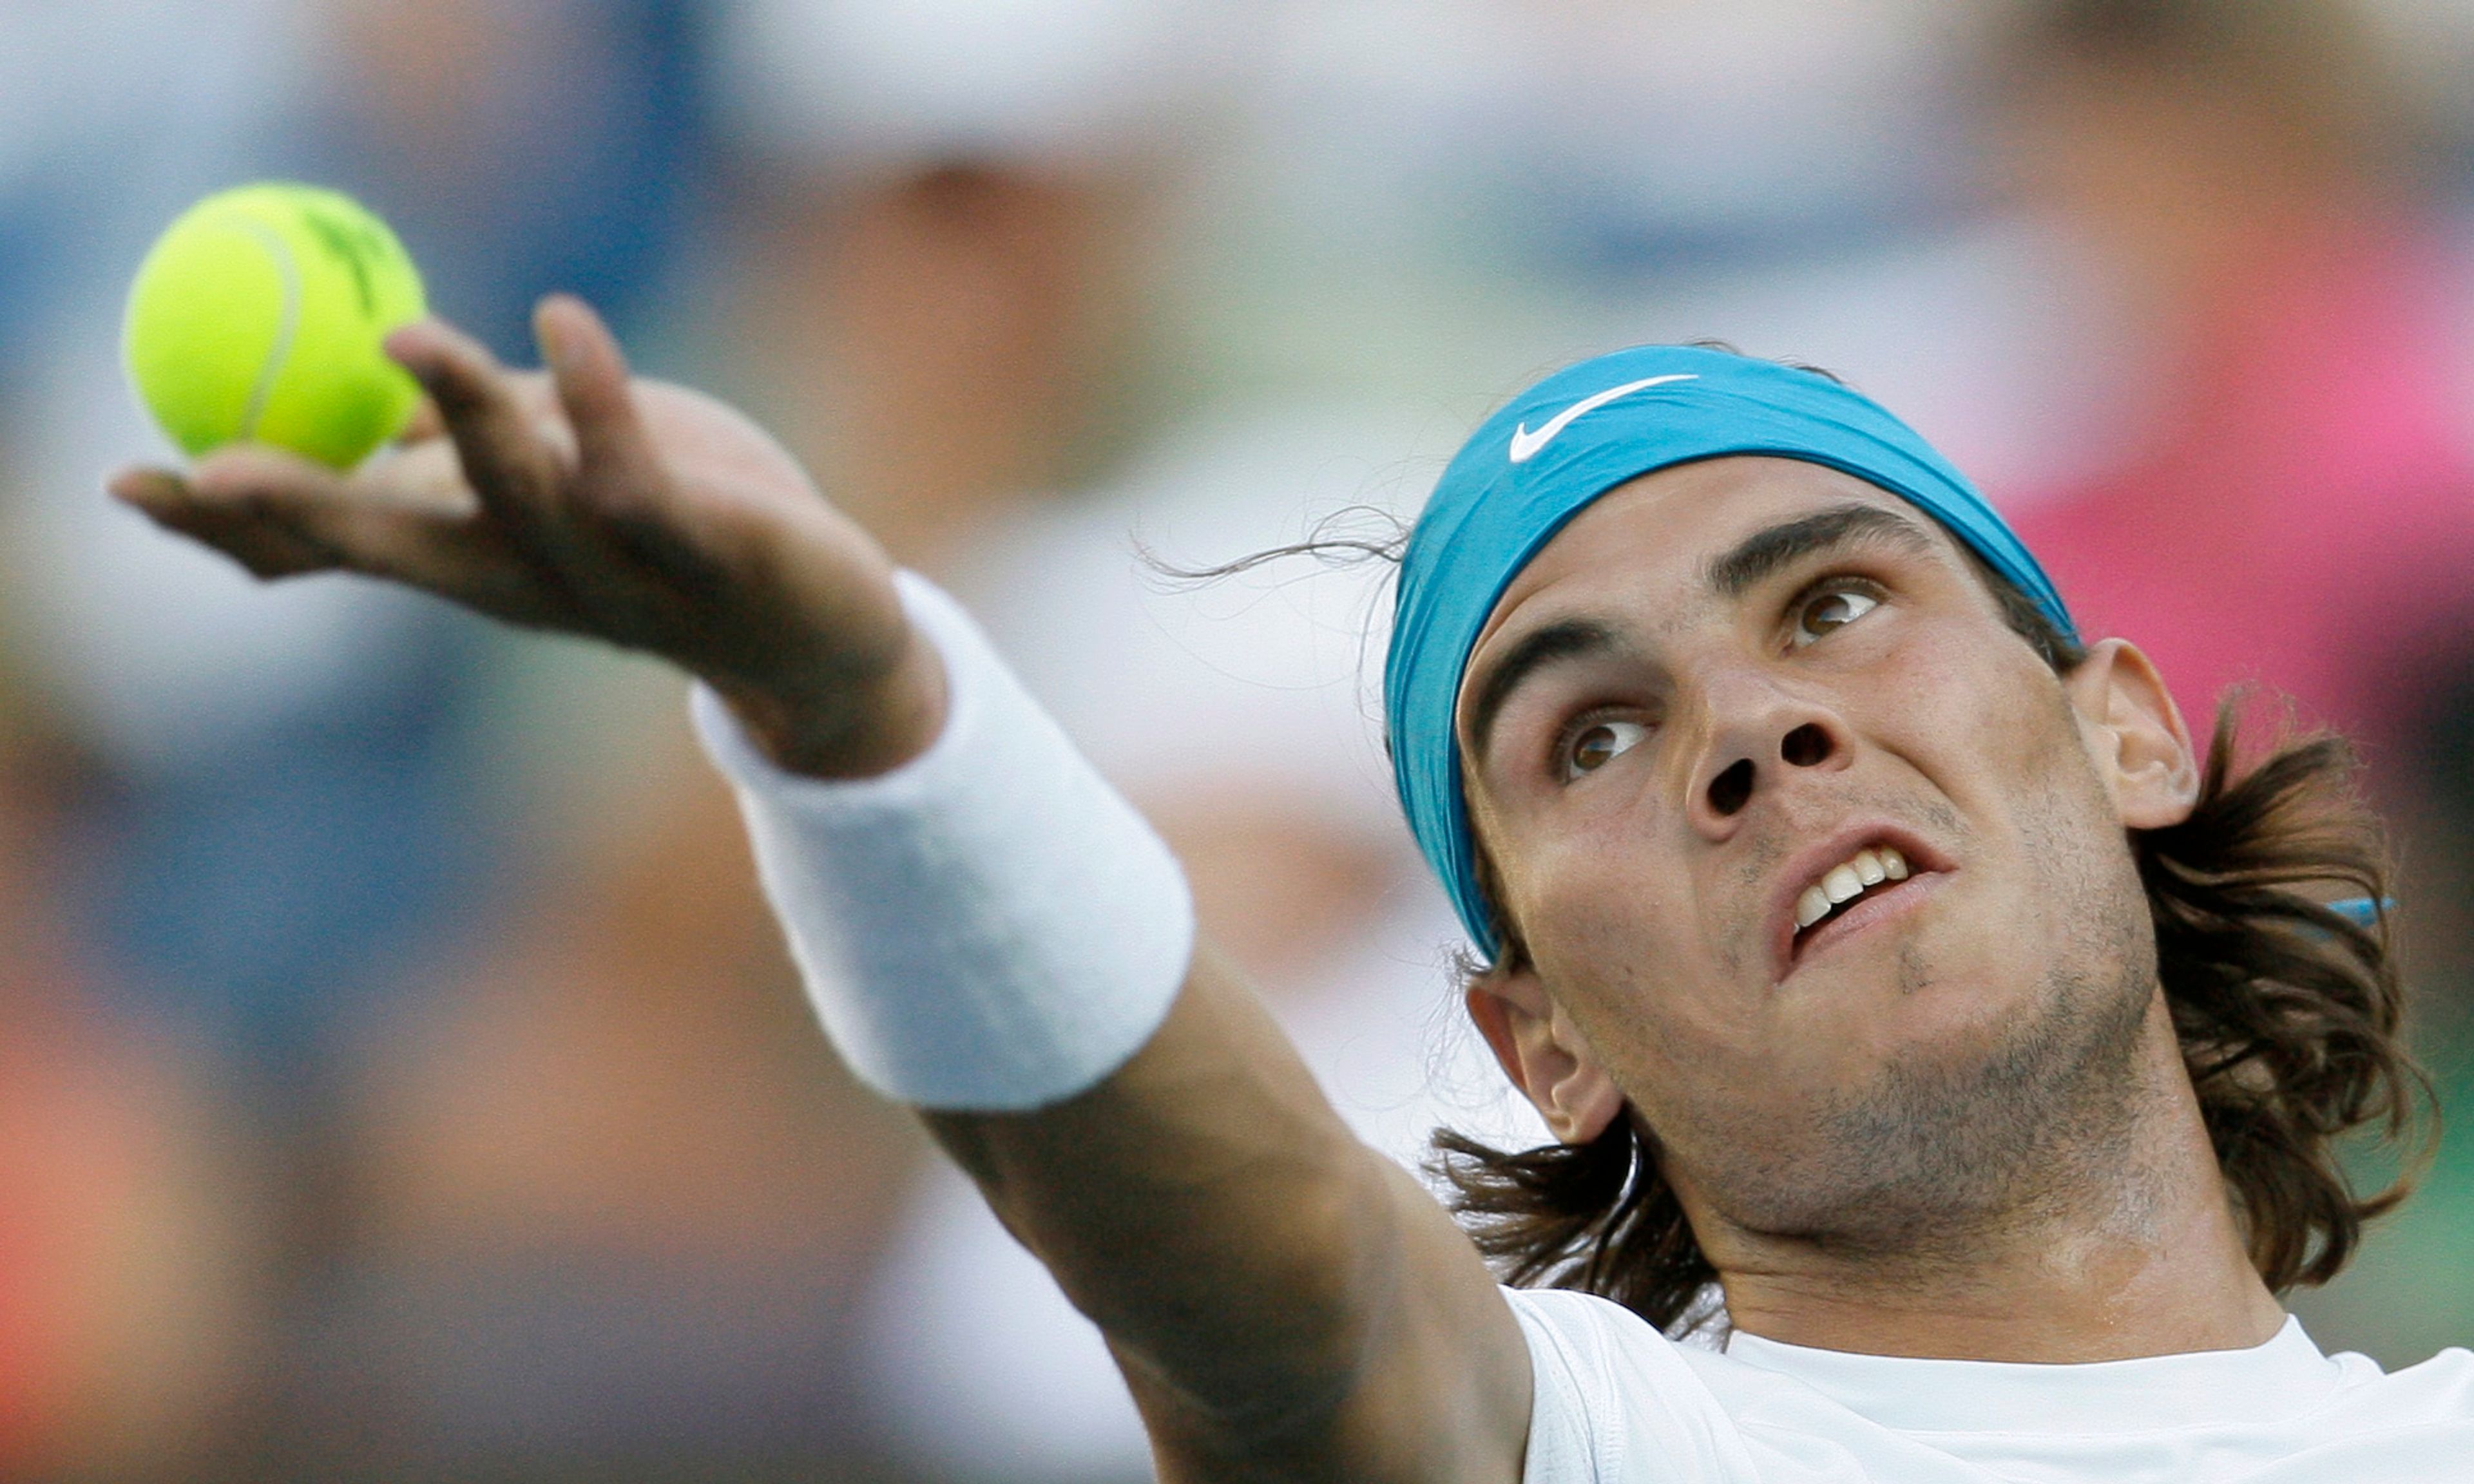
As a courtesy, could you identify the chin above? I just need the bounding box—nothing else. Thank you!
[1774,924,2107,1127]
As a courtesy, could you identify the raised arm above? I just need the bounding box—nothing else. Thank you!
[113,298,1532,1483]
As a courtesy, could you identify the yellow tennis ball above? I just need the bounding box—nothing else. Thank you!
[122,182,428,470]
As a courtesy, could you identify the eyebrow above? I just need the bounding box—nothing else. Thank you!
[1702,501,1937,600]
[1463,617,1623,768]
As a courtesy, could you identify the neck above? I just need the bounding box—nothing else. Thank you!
[1700,996,2285,1362]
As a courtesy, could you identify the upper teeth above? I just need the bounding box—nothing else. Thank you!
[1794,846,1910,931]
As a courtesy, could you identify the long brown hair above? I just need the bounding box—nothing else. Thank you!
[1434,584,2435,1333]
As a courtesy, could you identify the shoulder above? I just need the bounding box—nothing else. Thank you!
[1501,1288,1760,1484]
[2327,1343,2474,1423]
[2278,1343,2474,1478]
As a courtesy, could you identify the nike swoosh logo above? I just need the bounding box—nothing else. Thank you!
[1508,374,1698,463]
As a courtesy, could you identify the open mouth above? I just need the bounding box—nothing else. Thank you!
[1783,842,1949,974]
[1768,828,1953,982]
[1792,844,1911,940]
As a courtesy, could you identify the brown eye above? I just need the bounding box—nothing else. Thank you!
[1564,720,1647,779]
[1794,588,1879,647]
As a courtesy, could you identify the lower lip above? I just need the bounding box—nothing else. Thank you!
[1786,871,1947,978]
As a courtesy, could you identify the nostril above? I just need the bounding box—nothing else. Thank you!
[1780,723,1832,768]
[1707,758,1754,816]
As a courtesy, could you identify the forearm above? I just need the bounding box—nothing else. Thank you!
[931,952,1527,1481]
[928,952,1387,1431]
[697,576,1528,1479]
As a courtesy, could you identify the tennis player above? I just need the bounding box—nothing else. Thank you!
[114,298,2473,1481]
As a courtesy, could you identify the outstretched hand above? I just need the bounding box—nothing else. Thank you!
[111,295,944,779]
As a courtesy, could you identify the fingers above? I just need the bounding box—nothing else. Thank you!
[110,449,551,623]
[111,464,345,579]
[534,293,733,598]
[536,294,658,491]
[385,318,573,556]
[370,299,793,646]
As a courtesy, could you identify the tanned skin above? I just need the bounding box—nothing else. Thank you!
[115,300,2277,1479]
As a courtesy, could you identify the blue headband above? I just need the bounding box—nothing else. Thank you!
[1385,345,2077,953]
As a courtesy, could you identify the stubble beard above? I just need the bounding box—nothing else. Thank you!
[1783,938,2160,1270]
[1703,764,2168,1272]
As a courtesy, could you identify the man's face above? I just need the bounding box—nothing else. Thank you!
[1457,456,2186,1248]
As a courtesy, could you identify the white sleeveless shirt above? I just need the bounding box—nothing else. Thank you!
[1508,1288,2474,1482]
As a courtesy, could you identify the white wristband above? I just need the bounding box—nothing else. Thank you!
[689,571,1196,1112]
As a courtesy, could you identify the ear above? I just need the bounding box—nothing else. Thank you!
[2062,638,2201,830]
[1465,963,1624,1145]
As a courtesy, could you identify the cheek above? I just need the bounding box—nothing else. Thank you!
[1512,829,1684,987]
[2002,735,2154,984]
[1514,833,1763,1084]
[1861,623,2145,994]
[1875,618,2087,801]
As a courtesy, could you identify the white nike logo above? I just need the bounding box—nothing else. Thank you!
[1508,374,1698,463]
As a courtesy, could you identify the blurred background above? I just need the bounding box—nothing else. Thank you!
[0,0,2469,1478]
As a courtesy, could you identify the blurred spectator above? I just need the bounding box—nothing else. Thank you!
[1204,2,2127,515]
[292,0,711,362]
[283,675,923,1479]
[711,0,1235,575]
[0,0,441,1092]
[1997,0,2474,752]
[0,680,255,1479]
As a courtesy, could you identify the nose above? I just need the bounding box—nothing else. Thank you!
[1687,672,1850,836]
